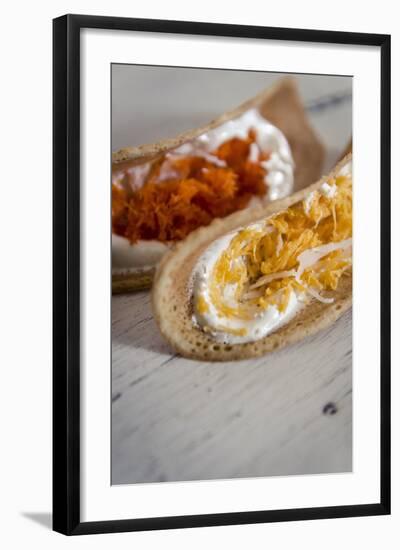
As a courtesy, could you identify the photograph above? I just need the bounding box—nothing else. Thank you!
[1,1,394,544]
[111,65,353,485]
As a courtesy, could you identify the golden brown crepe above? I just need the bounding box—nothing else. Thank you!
[152,154,352,362]
[112,78,325,294]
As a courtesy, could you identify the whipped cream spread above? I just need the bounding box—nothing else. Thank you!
[191,161,352,344]
[112,109,295,272]
[191,224,303,344]
[174,108,294,201]
[112,234,170,272]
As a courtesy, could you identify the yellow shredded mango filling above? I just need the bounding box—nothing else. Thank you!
[196,295,210,314]
[208,172,352,321]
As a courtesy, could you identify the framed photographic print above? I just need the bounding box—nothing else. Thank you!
[53,14,391,535]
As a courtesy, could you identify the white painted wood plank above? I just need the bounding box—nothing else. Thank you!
[112,291,352,484]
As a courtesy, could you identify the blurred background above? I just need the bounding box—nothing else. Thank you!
[112,65,352,170]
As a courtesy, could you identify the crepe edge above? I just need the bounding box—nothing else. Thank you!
[112,269,155,294]
[111,77,325,293]
[113,77,296,164]
[151,153,352,362]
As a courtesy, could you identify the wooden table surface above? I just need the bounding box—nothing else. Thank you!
[112,292,352,484]
[111,69,352,485]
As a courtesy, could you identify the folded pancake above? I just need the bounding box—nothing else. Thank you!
[152,154,352,361]
[112,78,325,293]
[342,139,352,157]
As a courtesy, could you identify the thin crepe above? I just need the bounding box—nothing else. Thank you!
[152,154,352,362]
[112,77,325,293]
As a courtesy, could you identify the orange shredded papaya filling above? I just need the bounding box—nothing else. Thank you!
[112,129,269,243]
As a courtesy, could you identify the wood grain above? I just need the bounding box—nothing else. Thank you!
[112,290,352,484]
[111,74,353,485]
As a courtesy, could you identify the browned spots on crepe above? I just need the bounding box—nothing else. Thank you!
[112,78,325,293]
[151,154,352,362]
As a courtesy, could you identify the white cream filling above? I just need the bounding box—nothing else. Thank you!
[320,181,337,198]
[192,235,352,345]
[303,191,316,215]
[303,179,339,214]
[191,223,302,345]
[191,163,352,344]
[112,234,170,272]
[175,108,294,201]
[112,109,295,271]
[338,159,352,177]
[114,108,294,200]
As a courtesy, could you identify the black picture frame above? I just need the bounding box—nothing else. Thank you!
[53,14,391,535]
